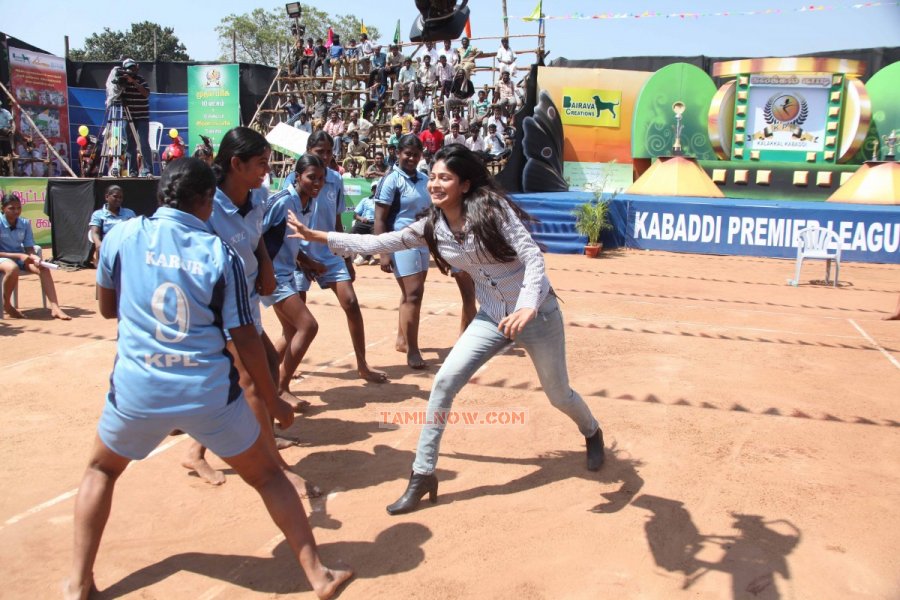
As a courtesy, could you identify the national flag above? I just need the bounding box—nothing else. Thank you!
[464,17,472,38]
[393,19,401,44]
[524,0,543,21]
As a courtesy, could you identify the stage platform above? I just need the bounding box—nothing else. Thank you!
[513,192,900,264]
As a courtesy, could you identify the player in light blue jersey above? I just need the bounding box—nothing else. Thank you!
[88,185,137,266]
[65,159,353,600]
[0,192,71,319]
[181,127,308,487]
[262,154,327,401]
[299,131,387,383]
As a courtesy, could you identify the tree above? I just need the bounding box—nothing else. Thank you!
[69,22,190,62]
[216,4,379,67]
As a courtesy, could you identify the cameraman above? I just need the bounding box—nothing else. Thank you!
[105,58,152,177]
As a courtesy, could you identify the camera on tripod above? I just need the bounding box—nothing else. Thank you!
[112,67,131,86]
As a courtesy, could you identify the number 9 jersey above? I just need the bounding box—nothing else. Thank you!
[97,207,254,416]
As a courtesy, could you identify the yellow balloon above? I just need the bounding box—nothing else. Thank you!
[169,128,179,139]
[78,125,89,137]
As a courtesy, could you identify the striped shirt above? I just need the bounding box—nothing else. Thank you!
[326,202,550,322]
[122,73,150,120]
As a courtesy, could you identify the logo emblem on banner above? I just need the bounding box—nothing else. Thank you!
[561,88,622,127]
[754,92,817,143]
[205,69,222,88]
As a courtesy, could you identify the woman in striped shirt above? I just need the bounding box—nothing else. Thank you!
[286,144,605,515]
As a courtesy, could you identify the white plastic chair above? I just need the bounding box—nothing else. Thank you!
[148,121,164,174]
[788,226,842,287]
[0,245,47,311]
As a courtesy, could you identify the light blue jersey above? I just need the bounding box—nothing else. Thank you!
[354,196,376,221]
[300,168,345,263]
[0,216,35,253]
[89,206,137,237]
[97,207,253,416]
[375,165,431,231]
[207,187,268,330]
[262,184,313,285]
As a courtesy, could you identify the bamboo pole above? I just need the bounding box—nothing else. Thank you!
[0,80,76,177]
[502,0,509,37]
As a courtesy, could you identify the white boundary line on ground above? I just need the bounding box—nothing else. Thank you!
[1,338,112,370]
[848,319,900,371]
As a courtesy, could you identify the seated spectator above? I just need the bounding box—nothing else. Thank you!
[495,37,518,80]
[363,79,387,122]
[345,110,373,142]
[433,106,450,134]
[359,33,374,73]
[424,41,440,65]
[312,93,332,123]
[323,109,346,157]
[417,149,433,176]
[413,88,433,127]
[487,105,512,137]
[485,123,511,160]
[390,103,414,134]
[342,158,362,179]
[385,45,404,85]
[297,38,315,76]
[345,130,369,170]
[456,36,481,79]
[0,192,70,319]
[411,118,423,136]
[440,40,458,69]
[419,121,444,155]
[388,123,403,148]
[314,38,329,76]
[329,35,345,77]
[192,135,214,165]
[0,100,12,176]
[449,107,469,136]
[394,58,417,102]
[466,126,487,154]
[294,111,312,133]
[445,122,466,146]
[351,182,378,265]
[345,38,360,73]
[495,70,518,121]
[418,55,439,94]
[469,88,491,132]
[385,144,398,168]
[284,95,305,124]
[88,184,137,266]
[366,151,388,180]
[367,45,387,88]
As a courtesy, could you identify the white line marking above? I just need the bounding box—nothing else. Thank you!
[196,533,285,600]
[1,338,112,370]
[1,436,187,531]
[849,319,900,371]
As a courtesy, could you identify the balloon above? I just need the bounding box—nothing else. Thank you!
[76,136,88,147]
[78,125,89,137]
[169,128,179,139]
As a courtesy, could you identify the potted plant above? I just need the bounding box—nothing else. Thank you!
[572,198,612,258]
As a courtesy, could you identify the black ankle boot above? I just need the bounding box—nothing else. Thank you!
[386,472,438,515]
[586,429,605,471]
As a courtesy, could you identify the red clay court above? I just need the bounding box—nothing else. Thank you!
[1,249,898,599]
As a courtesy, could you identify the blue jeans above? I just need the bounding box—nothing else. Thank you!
[412,294,599,475]
[126,117,153,175]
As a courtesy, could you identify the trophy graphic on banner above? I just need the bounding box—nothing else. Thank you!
[882,129,897,161]
[672,101,685,156]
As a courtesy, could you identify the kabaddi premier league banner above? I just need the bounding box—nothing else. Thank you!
[7,47,71,178]
[187,64,241,153]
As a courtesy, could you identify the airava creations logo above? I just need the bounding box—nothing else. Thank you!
[561,88,622,127]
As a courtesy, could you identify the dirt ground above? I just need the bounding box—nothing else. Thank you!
[1,249,898,600]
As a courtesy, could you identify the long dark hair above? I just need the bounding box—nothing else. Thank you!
[421,144,537,274]
[157,158,216,213]
[212,127,270,185]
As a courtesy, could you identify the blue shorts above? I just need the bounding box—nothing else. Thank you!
[261,277,299,308]
[97,395,261,460]
[295,253,351,291]
[392,246,430,278]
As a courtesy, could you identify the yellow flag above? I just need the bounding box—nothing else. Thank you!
[360,21,368,35]
[524,0,542,21]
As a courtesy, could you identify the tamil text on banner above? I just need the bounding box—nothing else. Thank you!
[7,47,71,177]
[0,178,52,245]
[187,65,241,153]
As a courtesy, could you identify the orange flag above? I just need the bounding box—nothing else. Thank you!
[465,17,472,38]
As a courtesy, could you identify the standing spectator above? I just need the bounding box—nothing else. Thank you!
[367,45,387,88]
[359,33,374,73]
[344,38,360,74]
[351,182,378,265]
[283,95,304,125]
[311,93,331,124]
[88,185,137,266]
[363,78,387,123]
[445,122,466,146]
[419,121,444,156]
[106,58,152,177]
[440,40,458,69]
[0,99,13,176]
[436,55,454,99]
[495,37,518,80]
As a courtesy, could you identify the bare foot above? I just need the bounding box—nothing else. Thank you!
[4,304,25,319]
[274,435,298,450]
[292,371,306,381]
[51,308,72,320]
[311,565,354,600]
[283,468,323,499]
[181,458,226,485]
[395,334,407,353]
[885,313,900,321]
[407,351,426,370]
[281,390,311,413]
[63,577,97,600]
[358,366,388,383]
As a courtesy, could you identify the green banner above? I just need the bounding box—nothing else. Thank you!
[341,177,371,230]
[0,177,51,245]
[187,64,241,153]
